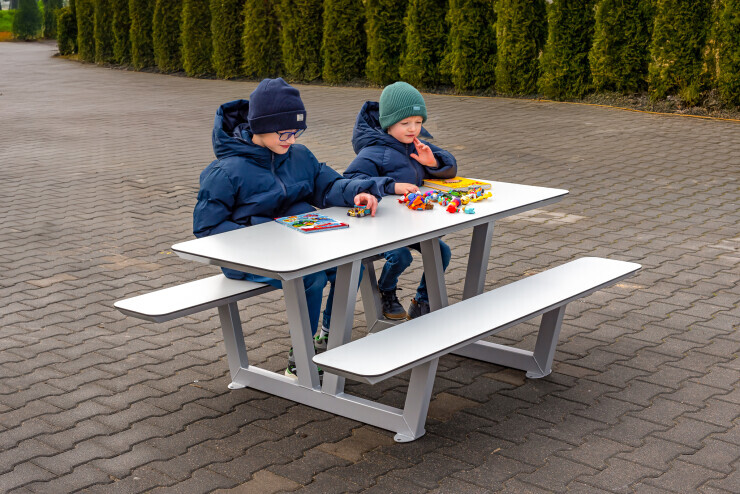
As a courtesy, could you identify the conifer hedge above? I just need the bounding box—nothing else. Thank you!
[211,0,244,79]
[442,0,496,92]
[153,0,182,73]
[129,0,154,69]
[181,0,212,76]
[540,0,595,100]
[76,0,95,61]
[365,0,407,86]
[112,0,130,64]
[399,0,448,89]
[494,0,547,95]
[322,0,366,83]
[589,0,653,93]
[649,0,711,104]
[43,0,63,38]
[57,5,77,54]
[279,0,323,81]
[716,0,739,106]
[242,0,281,78]
[12,0,42,40]
[94,0,115,64]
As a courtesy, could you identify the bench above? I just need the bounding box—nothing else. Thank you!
[314,257,640,441]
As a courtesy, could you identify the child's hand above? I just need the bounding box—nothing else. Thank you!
[394,183,420,195]
[410,137,438,167]
[354,193,379,216]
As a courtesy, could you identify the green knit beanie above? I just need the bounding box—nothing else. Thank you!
[378,81,427,130]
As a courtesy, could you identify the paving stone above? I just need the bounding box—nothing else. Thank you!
[642,460,726,493]
[579,457,662,493]
[515,456,598,493]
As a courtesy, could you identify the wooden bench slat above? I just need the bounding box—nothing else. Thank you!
[114,275,276,323]
[314,257,640,384]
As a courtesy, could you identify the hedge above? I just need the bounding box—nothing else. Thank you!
[12,0,42,40]
[153,0,182,73]
[649,0,711,104]
[76,0,94,61]
[365,0,407,86]
[181,0,212,76]
[279,0,323,81]
[43,0,62,38]
[112,0,130,64]
[322,0,366,83]
[539,0,596,100]
[495,0,547,95]
[129,0,154,69]
[716,0,739,106]
[399,0,448,89]
[94,0,114,64]
[242,0,281,78]
[211,0,244,79]
[443,0,497,92]
[56,5,76,54]
[590,0,653,93]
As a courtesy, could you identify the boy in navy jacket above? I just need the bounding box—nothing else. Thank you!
[194,78,388,378]
[344,82,457,320]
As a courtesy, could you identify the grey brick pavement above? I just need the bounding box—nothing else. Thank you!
[1,41,738,493]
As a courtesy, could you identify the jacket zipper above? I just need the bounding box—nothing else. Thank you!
[271,152,288,204]
[407,143,420,184]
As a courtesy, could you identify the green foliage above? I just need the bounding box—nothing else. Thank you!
[211,0,244,79]
[590,0,653,93]
[12,0,42,39]
[242,0,281,78]
[494,0,547,95]
[322,0,366,83]
[649,0,711,104]
[181,0,212,76]
[56,5,76,53]
[94,0,115,63]
[399,0,448,89]
[278,0,323,81]
[442,0,496,92]
[43,0,62,38]
[153,0,182,73]
[76,0,94,60]
[112,0,130,64]
[0,11,17,32]
[365,0,407,86]
[129,0,154,69]
[540,0,595,100]
[716,0,739,106]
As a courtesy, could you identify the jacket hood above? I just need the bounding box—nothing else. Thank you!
[212,99,275,164]
[352,101,433,155]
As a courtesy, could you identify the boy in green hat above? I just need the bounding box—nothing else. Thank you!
[343,81,458,320]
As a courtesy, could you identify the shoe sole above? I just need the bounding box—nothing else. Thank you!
[383,312,408,320]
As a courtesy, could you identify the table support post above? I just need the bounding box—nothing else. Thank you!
[528,305,566,378]
[218,302,249,389]
[395,358,439,442]
[420,238,448,312]
[322,260,362,395]
[462,221,495,300]
[283,278,321,389]
[359,257,384,333]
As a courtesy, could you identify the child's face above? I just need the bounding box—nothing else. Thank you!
[387,116,424,144]
[252,130,300,155]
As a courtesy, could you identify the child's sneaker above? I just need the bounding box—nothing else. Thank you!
[380,289,406,320]
[407,299,430,320]
[314,326,330,352]
[284,348,324,380]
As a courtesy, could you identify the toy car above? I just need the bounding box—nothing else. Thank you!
[347,205,371,217]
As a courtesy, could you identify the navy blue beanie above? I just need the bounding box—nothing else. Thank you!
[247,78,307,134]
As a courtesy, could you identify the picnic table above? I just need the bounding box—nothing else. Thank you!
[118,180,639,441]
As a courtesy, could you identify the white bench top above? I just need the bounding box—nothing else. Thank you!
[314,257,640,384]
[114,275,276,323]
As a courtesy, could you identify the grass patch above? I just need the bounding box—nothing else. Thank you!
[0,10,16,33]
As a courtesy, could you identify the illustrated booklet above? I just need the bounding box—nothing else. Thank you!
[275,212,349,234]
[422,177,491,193]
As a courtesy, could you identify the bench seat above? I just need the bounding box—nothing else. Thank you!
[114,274,277,323]
[314,257,640,384]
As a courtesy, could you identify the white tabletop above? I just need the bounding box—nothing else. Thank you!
[173,181,568,280]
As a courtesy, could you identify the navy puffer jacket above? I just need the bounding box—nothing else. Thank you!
[343,101,457,196]
[193,99,390,239]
